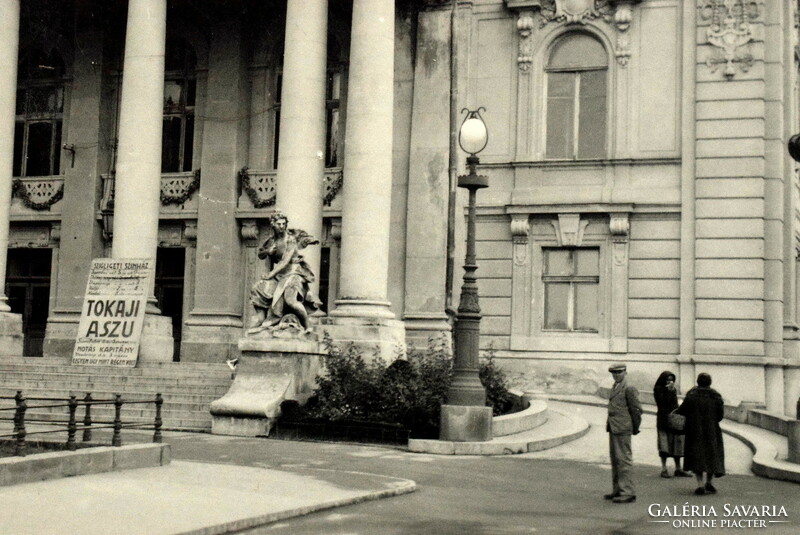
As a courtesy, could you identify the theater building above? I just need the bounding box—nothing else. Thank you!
[1,0,799,421]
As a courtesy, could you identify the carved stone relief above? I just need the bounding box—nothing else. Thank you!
[510,214,530,265]
[699,0,760,79]
[507,0,642,69]
[609,213,630,266]
[551,213,589,246]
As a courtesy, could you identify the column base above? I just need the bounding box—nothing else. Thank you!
[138,313,174,363]
[181,314,243,363]
[403,313,452,350]
[439,404,492,442]
[43,312,80,358]
[765,364,785,413]
[320,313,406,362]
[0,312,23,356]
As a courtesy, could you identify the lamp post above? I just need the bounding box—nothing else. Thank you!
[440,108,493,442]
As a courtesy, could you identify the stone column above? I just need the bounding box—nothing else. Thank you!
[113,0,172,362]
[402,7,452,346]
[182,18,248,362]
[275,0,328,291]
[0,0,23,355]
[324,0,404,358]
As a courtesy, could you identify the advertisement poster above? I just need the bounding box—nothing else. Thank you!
[71,258,154,367]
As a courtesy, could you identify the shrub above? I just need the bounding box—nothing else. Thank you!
[301,334,514,435]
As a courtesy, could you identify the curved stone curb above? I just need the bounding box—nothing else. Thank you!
[408,405,590,456]
[178,470,417,535]
[0,442,170,487]
[550,394,800,484]
[721,424,800,484]
[493,399,547,437]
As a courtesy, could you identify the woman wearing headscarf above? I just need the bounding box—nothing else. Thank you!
[675,372,725,495]
[653,371,691,478]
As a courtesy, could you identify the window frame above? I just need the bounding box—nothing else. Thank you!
[14,49,68,178]
[509,214,629,354]
[542,247,600,333]
[161,37,197,174]
[542,32,610,161]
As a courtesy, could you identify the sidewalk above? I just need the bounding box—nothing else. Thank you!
[0,459,416,535]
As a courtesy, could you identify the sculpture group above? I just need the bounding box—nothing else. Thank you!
[249,211,323,334]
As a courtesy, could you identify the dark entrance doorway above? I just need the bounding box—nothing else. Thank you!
[155,247,185,361]
[5,248,52,356]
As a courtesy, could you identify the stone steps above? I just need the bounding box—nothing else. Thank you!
[0,358,233,432]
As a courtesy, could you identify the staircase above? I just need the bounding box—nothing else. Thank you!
[0,357,233,432]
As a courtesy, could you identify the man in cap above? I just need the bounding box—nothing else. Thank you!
[605,363,642,503]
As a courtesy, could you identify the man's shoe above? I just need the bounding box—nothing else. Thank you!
[694,487,705,495]
[660,469,671,478]
[704,483,717,494]
[612,495,636,504]
[674,469,692,477]
[604,492,620,500]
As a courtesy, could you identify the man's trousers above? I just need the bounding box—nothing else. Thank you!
[609,433,635,497]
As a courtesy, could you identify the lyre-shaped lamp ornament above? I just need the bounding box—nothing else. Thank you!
[457,108,489,190]
[458,107,488,156]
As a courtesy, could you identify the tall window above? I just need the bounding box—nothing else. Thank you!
[14,49,65,177]
[272,67,345,169]
[162,37,196,173]
[543,248,599,332]
[545,33,607,160]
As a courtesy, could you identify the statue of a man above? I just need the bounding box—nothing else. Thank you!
[249,211,323,332]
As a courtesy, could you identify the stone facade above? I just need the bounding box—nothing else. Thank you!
[2,0,800,415]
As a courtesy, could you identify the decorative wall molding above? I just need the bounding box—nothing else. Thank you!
[240,219,259,245]
[699,0,760,79]
[505,0,642,67]
[552,213,589,246]
[8,225,54,248]
[183,221,198,244]
[609,213,630,266]
[510,214,530,266]
[516,10,535,73]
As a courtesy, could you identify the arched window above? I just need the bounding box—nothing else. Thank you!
[162,36,196,173]
[545,33,608,160]
[14,48,65,177]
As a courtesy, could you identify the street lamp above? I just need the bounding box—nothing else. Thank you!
[440,108,493,442]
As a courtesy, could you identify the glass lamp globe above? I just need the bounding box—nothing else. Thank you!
[459,115,488,156]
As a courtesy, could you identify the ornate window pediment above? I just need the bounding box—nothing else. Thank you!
[506,0,642,69]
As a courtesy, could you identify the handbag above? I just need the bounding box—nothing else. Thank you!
[668,409,686,432]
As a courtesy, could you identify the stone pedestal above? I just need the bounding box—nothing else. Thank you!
[320,314,406,362]
[439,404,492,442]
[209,332,325,436]
[0,312,23,356]
[138,313,174,363]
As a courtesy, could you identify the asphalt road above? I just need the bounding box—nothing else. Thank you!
[165,403,800,535]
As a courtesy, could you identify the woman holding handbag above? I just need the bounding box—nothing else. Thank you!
[653,371,691,478]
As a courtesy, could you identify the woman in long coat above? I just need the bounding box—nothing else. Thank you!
[653,371,691,478]
[675,373,725,495]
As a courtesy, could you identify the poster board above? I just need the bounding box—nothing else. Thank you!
[71,258,154,367]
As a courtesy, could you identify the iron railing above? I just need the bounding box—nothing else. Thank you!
[0,391,163,457]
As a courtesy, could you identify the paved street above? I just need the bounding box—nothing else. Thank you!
[165,401,799,535]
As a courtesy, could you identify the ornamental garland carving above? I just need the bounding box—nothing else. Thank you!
[239,167,344,209]
[12,177,64,210]
[700,0,760,79]
[161,169,201,206]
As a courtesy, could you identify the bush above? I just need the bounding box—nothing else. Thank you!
[301,334,514,436]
